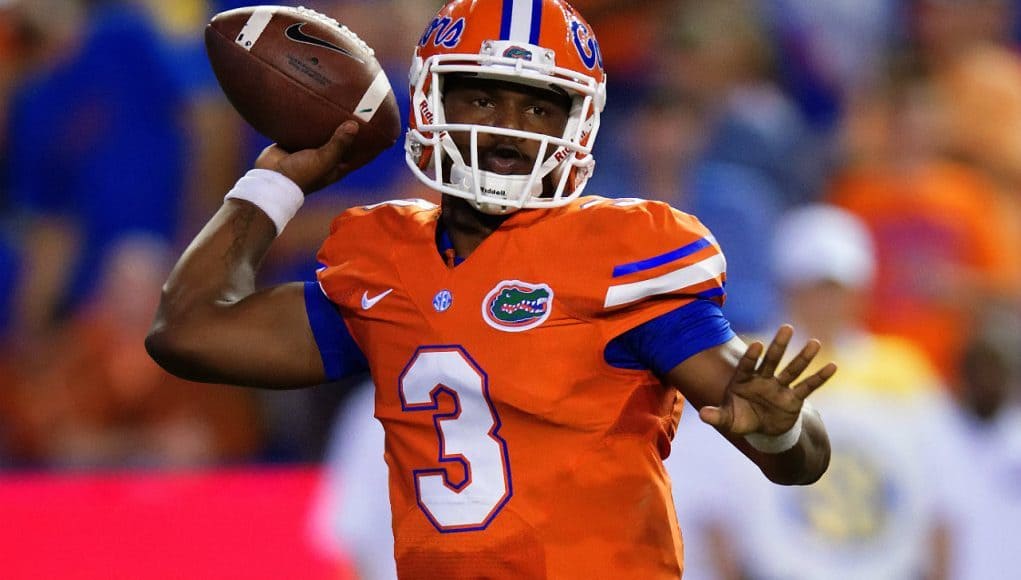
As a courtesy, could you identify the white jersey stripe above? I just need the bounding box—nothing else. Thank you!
[604,254,726,308]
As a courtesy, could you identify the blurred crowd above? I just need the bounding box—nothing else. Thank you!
[1,0,1021,577]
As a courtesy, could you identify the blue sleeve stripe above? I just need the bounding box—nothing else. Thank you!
[649,301,735,375]
[604,299,736,376]
[304,281,369,382]
[612,238,712,278]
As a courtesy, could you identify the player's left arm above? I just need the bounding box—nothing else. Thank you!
[664,325,834,485]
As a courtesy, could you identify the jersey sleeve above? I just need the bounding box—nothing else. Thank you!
[573,199,730,342]
[304,281,369,381]
[311,200,439,380]
[605,299,735,375]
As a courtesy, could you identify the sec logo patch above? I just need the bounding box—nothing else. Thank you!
[482,280,553,332]
[433,289,453,312]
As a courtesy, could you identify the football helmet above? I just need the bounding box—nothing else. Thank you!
[405,0,607,214]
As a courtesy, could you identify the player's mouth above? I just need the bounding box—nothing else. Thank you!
[481,144,534,175]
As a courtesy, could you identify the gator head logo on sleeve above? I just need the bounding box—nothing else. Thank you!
[482,280,554,332]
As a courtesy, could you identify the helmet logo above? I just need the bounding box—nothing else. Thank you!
[418,100,434,125]
[480,185,508,197]
[502,46,534,61]
[571,21,602,70]
[482,281,554,332]
[419,16,465,48]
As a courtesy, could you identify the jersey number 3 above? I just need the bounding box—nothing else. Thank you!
[399,346,513,532]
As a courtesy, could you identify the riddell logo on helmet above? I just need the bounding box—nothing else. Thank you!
[553,129,590,163]
[480,186,507,197]
[419,101,434,124]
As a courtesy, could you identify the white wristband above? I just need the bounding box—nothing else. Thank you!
[744,401,815,454]
[224,169,304,236]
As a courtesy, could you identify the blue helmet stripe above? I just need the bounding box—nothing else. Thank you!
[500,0,514,40]
[530,0,543,44]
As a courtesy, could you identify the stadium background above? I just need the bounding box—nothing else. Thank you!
[1,0,1020,578]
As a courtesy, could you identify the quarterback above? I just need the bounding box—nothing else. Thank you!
[147,0,833,577]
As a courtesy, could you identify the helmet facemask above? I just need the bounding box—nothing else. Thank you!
[406,40,605,215]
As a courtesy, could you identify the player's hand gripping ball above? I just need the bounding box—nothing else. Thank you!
[205,5,401,169]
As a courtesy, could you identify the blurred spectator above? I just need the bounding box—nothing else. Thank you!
[4,0,191,338]
[0,0,47,149]
[832,52,1019,389]
[0,0,82,339]
[0,235,262,468]
[657,0,826,209]
[760,0,902,132]
[937,313,1021,580]
[937,42,1021,192]
[909,0,1015,70]
[668,204,955,580]
[909,0,1021,300]
[139,0,249,233]
[913,0,1021,284]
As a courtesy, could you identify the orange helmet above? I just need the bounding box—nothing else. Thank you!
[405,0,607,214]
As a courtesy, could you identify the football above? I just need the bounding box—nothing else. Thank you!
[205,5,402,167]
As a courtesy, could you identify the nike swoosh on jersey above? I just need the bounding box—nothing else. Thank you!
[284,23,364,62]
[361,288,394,310]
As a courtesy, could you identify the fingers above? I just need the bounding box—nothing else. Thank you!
[757,324,793,378]
[735,341,764,384]
[791,362,837,400]
[316,121,360,164]
[699,404,732,431]
[253,143,288,171]
[775,338,821,387]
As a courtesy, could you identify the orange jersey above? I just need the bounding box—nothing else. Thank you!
[316,196,728,579]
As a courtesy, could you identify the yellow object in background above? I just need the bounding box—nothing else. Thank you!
[140,0,207,38]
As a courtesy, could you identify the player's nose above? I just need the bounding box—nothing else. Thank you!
[491,102,526,133]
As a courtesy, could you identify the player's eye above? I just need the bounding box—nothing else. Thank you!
[471,96,496,108]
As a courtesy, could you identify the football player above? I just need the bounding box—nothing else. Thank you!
[147,1,834,577]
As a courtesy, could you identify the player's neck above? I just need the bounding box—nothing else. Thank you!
[439,196,512,259]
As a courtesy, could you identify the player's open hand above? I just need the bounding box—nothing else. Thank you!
[254,121,360,194]
[699,325,836,438]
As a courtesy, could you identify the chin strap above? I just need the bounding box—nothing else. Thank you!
[448,164,543,215]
